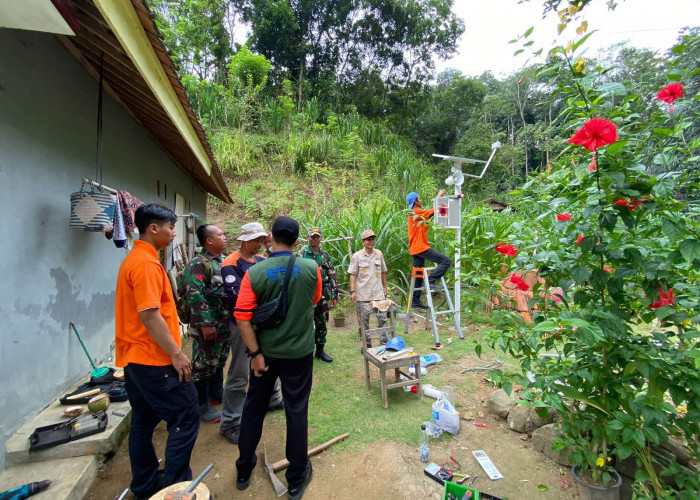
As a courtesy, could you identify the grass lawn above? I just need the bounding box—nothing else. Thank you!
[261,320,523,452]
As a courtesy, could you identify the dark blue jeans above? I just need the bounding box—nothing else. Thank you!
[236,353,314,487]
[411,248,451,299]
[124,363,199,497]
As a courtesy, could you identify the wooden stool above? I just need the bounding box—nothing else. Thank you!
[150,481,210,500]
[360,308,423,408]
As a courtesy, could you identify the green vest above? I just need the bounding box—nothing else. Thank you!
[247,252,318,359]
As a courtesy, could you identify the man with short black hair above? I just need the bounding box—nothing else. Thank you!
[115,204,199,499]
[298,227,338,363]
[234,216,321,500]
[183,224,230,423]
[218,222,283,445]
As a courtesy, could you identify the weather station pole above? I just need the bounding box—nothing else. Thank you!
[432,141,501,328]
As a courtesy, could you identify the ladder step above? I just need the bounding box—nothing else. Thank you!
[434,310,455,316]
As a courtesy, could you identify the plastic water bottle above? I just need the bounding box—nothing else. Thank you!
[419,425,430,463]
[441,385,456,407]
[422,384,442,399]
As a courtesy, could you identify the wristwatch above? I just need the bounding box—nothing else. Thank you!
[246,348,262,359]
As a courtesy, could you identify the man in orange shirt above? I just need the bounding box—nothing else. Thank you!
[406,190,451,309]
[115,204,199,500]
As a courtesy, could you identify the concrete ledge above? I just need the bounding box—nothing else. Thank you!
[0,455,97,500]
[5,378,131,467]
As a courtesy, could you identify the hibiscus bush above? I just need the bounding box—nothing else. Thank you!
[486,35,700,498]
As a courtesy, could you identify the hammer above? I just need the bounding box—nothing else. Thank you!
[264,443,287,497]
[163,463,213,500]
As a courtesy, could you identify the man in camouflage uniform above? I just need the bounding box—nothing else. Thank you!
[184,224,230,423]
[298,227,338,363]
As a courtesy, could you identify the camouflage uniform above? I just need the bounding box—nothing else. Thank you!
[298,246,338,346]
[184,250,231,382]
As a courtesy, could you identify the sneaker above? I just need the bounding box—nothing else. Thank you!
[287,461,313,500]
[412,300,429,310]
[220,425,240,444]
[199,403,221,423]
[236,470,252,490]
[429,283,445,292]
[267,400,285,412]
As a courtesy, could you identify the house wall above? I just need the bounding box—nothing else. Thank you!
[0,29,208,466]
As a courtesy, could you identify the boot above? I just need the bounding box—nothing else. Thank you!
[315,344,333,363]
[207,366,224,405]
[195,379,221,423]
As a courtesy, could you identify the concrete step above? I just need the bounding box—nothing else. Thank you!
[0,455,96,500]
[5,377,131,467]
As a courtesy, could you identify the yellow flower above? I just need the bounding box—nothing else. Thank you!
[596,457,605,467]
[677,406,687,413]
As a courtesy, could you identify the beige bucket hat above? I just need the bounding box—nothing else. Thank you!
[237,222,267,241]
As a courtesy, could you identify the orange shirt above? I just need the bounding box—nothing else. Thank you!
[235,266,322,321]
[407,207,434,255]
[115,240,180,367]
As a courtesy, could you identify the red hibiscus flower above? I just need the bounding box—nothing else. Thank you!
[576,235,584,245]
[495,243,519,257]
[568,118,618,152]
[657,83,684,104]
[613,198,645,211]
[509,273,530,291]
[649,288,675,309]
[557,213,572,221]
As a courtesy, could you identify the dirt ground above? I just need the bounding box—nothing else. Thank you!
[86,317,580,500]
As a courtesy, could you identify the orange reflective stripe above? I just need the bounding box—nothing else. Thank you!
[411,267,425,278]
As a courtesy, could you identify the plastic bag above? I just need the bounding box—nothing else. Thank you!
[431,394,460,434]
[420,353,442,368]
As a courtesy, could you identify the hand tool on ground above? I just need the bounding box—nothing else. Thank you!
[453,473,470,484]
[163,463,213,500]
[0,480,54,500]
[468,474,478,487]
[114,488,129,500]
[70,322,110,378]
[264,443,287,497]
[271,433,350,472]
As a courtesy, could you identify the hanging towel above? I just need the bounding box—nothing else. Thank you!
[112,196,126,248]
[118,190,142,233]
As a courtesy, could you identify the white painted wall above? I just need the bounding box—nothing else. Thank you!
[0,28,208,467]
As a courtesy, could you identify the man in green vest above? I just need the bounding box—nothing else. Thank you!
[233,216,321,500]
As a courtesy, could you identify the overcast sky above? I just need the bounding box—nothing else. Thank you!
[437,0,700,77]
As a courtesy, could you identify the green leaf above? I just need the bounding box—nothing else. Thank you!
[502,381,513,396]
[661,218,683,243]
[679,239,700,263]
[606,140,627,155]
[653,153,675,166]
[524,26,534,38]
[653,176,675,198]
[571,266,590,284]
[601,213,617,232]
[671,44,686,54]
[598,82,627,96]
[537,484,549,491]
[607,419,624,431]
[534,321,558,332]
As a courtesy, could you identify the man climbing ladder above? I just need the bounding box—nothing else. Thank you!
[405,189,451,309]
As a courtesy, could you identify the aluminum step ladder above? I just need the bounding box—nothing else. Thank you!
[404,266,463,347]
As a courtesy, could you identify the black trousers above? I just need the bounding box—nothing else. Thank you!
[124,363,200,497]
[236,353,314,487]
[412,247,451,298]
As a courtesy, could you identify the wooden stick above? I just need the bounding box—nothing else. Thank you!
[66,388,100,400]
[271,433,350,472]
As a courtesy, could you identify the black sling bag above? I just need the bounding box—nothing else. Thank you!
[250,255,296,330]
